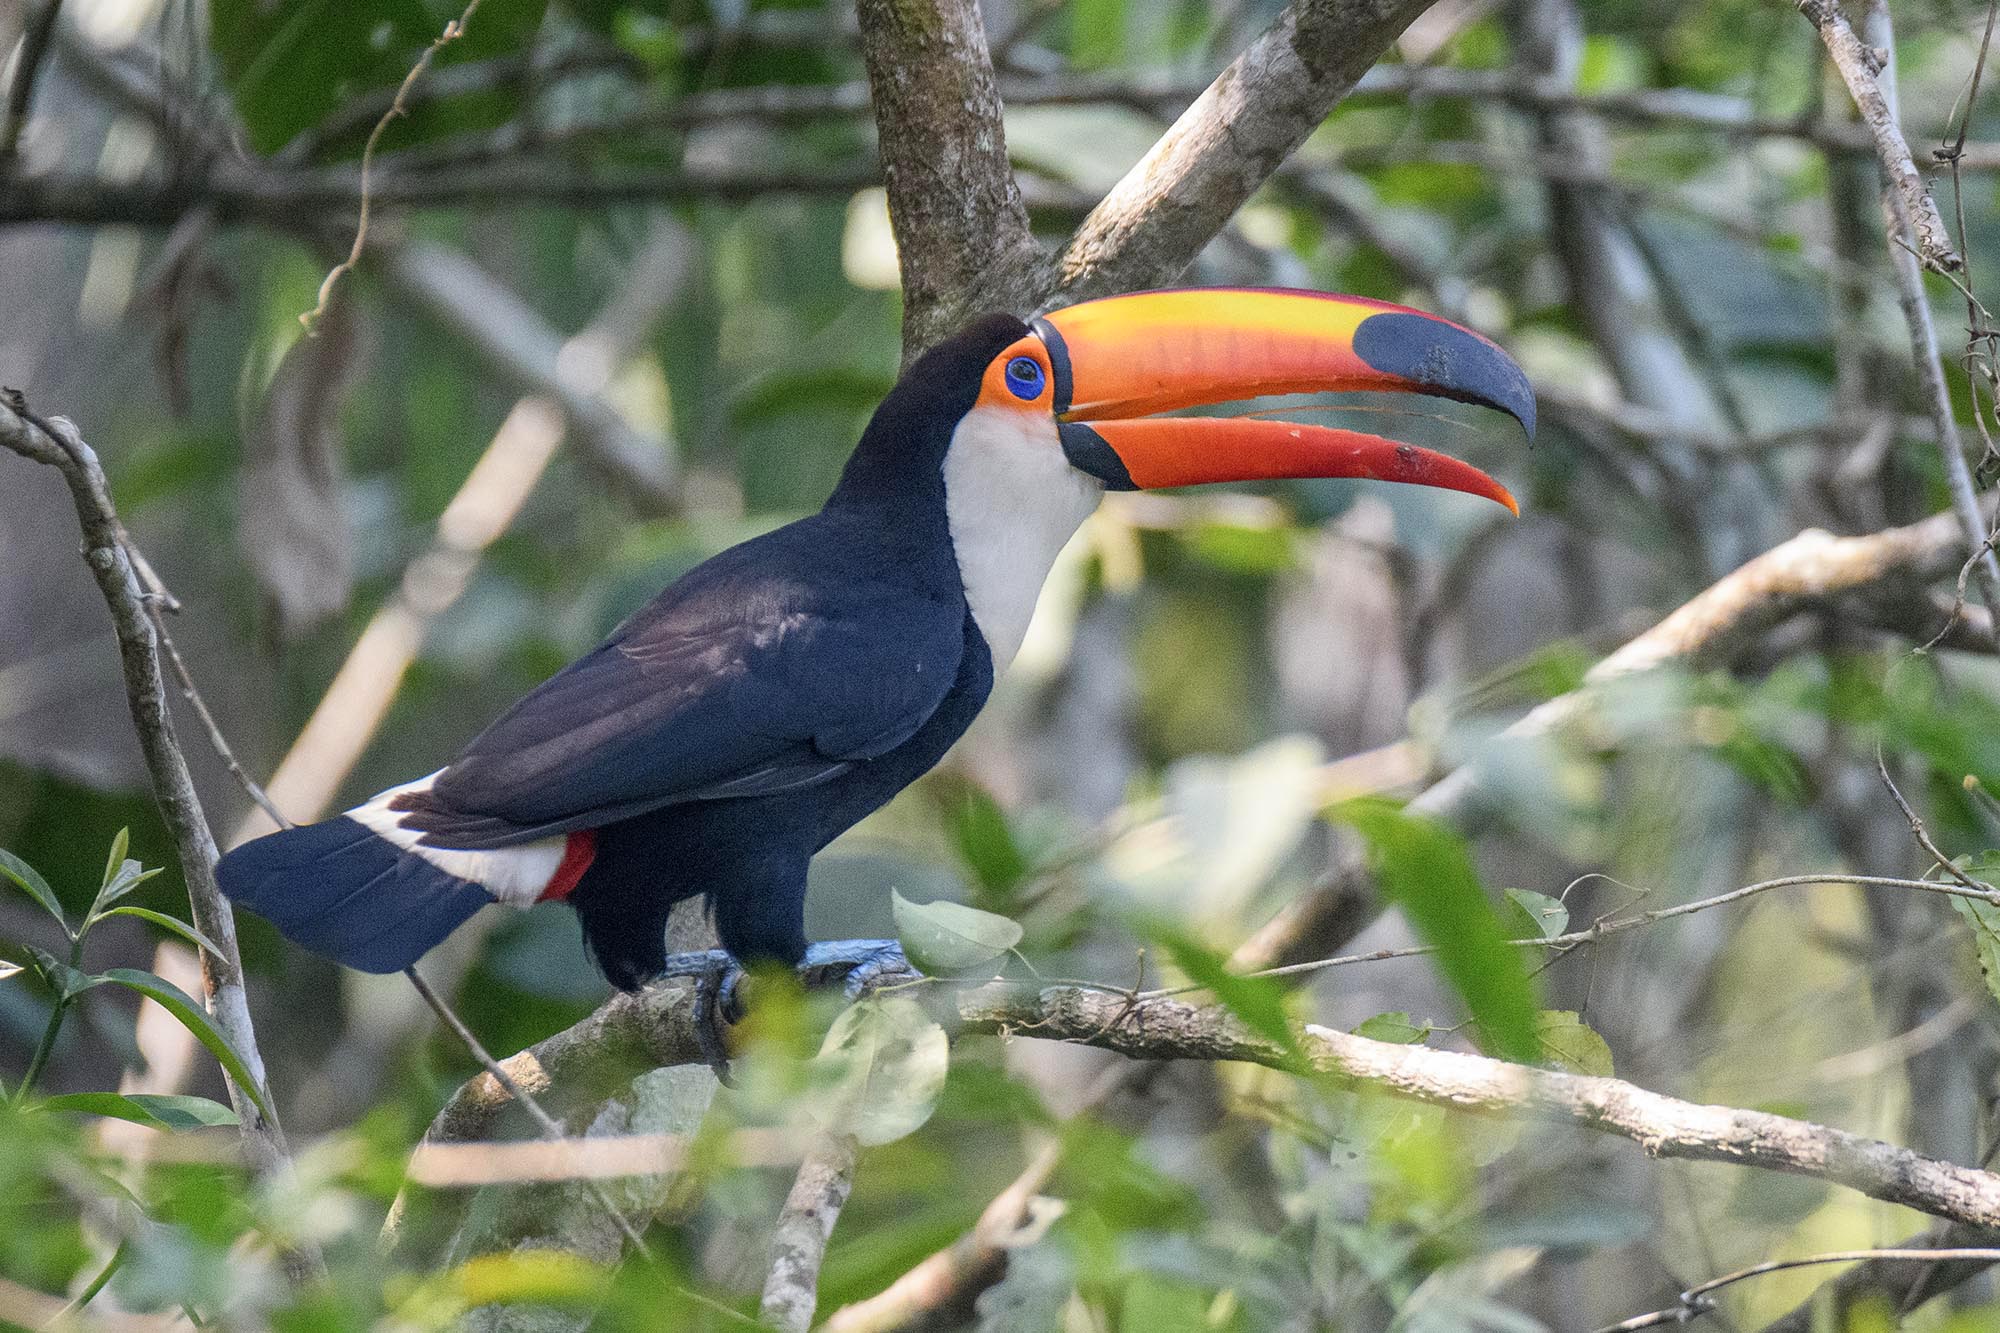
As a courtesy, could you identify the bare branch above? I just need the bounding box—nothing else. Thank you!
[1756,1222,2000,1332]
[759,1133,860,1332]
[1796,0,1962,274]
[422,979,2000,1234]
[0,395,317,1279]
[1050,0,1438,303]
[854,0,1043,351]
[1600,1247,2000,1331]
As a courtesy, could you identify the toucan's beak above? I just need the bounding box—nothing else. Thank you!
[1033,288,1533,514]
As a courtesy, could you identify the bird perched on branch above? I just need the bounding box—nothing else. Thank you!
[219,287,1533,1067]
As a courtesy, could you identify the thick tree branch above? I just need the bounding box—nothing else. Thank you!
[421,981,2000,1235]
[1049,0,1437,303]
[0,398,316,1278]
[854,0,1043,352]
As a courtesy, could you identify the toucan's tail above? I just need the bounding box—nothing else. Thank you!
[216,817,495,973]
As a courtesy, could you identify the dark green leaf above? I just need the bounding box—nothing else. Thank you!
[96,970,270,1118]
[0,849,67,934]
[1333,799,1541,1062]
[25,946,91,1001]
[1153,928,1297,1057]
[1501,888,1569,940]
[892,890,1022,975]
[36,1093,238,1131]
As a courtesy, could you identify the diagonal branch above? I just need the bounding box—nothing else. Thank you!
[1049,0,1439,304]
[1796,0,1962,274]
[0,395,318,1280]
[855,0,1044,354]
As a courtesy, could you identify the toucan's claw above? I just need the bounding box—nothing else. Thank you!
[798,939,922,999]
[656,948,745,1084]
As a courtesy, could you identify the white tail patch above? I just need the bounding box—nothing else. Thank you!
[347,772,568,908]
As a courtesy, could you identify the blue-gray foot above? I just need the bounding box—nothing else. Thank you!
[797,939,922,998]
[654,949,745,1083]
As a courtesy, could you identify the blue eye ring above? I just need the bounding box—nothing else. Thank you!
[1004,355,1046,401]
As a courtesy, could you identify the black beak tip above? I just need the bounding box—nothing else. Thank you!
[1353,311,1537,440]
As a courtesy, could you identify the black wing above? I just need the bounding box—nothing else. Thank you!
[394,530,966,848]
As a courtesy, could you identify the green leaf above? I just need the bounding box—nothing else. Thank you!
[1333,799,1541,1063]
[96,969,269,1119]
[0,849,67,934]
[26,945,91,1001]
[1153,928,1298,1057]
[892,890,1022,975]
[1352,1012,1430,1044]
[810,996,949,1146]
[934,780,1031,901]
[1501,889,1569,940]
[1534,1010,1614,1076]
[36,1092,239,1131]
[1952,893,2000,1009]
[96,908,221,958]
[91,862,163,920]
[101,828,130,890]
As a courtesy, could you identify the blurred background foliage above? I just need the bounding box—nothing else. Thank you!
[5,0,2000,1326]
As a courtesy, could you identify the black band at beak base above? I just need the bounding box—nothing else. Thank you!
[1059,422,1137,490]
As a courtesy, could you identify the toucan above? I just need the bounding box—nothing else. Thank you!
[218,287,1532,1061]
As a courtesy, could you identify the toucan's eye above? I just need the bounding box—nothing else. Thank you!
[1004,356,1046,401]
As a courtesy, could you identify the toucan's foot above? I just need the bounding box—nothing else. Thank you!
[797,939,922,999]
[654,949,745,1084]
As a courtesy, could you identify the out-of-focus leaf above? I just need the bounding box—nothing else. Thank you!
[810,996,949,1146]
[36,1093,238,1131]
[0,962,22,983]
[97,908,220,960]
[892,890,1021,975]
[208,0,550,154]
[240,303,363,640]
[1533,1011,1614,1076]
[95,970,269,1118]
[1153,928,1298,1057]
[0,850,67,933]
[1333,799,1541,1062]
[932,778,1031,902]
[1501,888,1568,940]
[1951,890,2000,1009]
[1353,1012,1430,1044]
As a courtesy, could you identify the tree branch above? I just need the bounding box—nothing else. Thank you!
[758,1133,860,1332]
[1049,0,1438,303]
[0,396,316,1279]
[420,981,2000,1235]
[0,0,64,161]
[1796,0,1962,274]
[854,0,1043,352]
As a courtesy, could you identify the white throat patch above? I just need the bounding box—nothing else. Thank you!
[943,407,1103,670]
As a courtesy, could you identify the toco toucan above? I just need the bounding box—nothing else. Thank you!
[219,287,1533,1057]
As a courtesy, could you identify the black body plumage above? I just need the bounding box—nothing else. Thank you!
[219,315,1027,986]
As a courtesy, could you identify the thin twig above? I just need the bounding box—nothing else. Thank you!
[1143,872,2000,999]
[299,0,485,332]
[1596,1248,2000,1331]
[146,608,293,831]
[402,967,659,1263]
